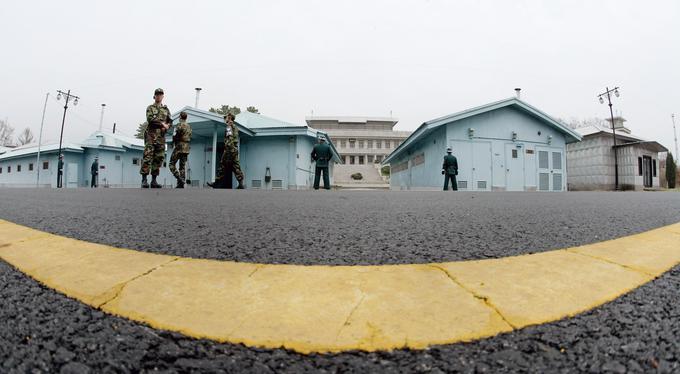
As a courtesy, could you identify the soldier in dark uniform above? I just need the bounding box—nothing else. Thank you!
[311,137,332,190]
[208,112,244,189]
[57,154,64,188]
[140,88,171,188]
[442,147,458,191]
[169,111,192,188]
[90,157,98,188]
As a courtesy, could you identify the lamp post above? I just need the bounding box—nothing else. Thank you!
[597,86,621,190]
[56,90,80,188]
[36,92,49,187]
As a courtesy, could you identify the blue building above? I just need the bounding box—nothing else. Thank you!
[0,108,340,189]
[383,97,582,191]
[164,107,341,189]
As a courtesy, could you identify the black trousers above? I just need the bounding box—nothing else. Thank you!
[91,174,97,188]
[314,166,330,190]
[57,172,63,188]
[444,173,458,191]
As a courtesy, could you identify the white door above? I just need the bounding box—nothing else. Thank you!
[472,142,492,191]
[537,148,564,191]
[66,163,79,188]
[505,143,525,191]
[450,141,472,190]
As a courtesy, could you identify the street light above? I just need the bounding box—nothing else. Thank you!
[56,89,81,188]
[597,86,621,190]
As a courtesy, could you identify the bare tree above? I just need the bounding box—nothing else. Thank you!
[17,127,35,145]
[0,119,15,146]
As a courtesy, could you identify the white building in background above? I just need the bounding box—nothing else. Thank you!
[305,116,411,165]
[567,117,667,191]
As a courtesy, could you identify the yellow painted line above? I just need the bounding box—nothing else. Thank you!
[1,219,679,353]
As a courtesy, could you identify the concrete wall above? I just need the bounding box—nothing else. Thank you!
[567,134,661,190]
[390,106,568,191]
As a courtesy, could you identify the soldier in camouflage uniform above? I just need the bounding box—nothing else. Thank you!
[169,111,192,188]
[140,88,171,188]
[208,112,244,189]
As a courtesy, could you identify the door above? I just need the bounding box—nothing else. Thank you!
[66,163,79,188]
[472,142,492,191]
[643,156,652,187]
[537,148,564,191]
[505,143,525,191]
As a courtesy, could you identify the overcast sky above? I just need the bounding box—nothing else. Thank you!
[1,0,679,153]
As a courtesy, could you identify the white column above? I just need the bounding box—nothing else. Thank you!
[211,124,218,182]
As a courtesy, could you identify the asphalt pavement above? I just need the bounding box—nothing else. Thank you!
[1,188,680,373]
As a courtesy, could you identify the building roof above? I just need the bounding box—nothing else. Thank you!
[81,131,144,150]
[577,124,669,153]
[0,142,83,161]
[383,97,582,164]
[305,116,399,124]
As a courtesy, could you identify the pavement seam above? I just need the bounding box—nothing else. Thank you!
[427,264,517,330]
[247,264,265,278]
[565,249,656,278]
[334,285,367,344]
[96,257,180,309]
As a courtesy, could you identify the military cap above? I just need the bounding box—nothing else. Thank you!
[446,147,452,153]
[154,88,164,95]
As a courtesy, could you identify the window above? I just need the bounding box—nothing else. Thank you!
[386,140,392,149]
[7,166,11,173]
[0,167,2,174]
[638,157,643,176]
[376,140,382,149]
[350,156,355,165]
[349,139,356,149]
[340,140,346,148]
[358,140,364,149]
[17,165,21,172]
[367,140,373,148]
[358,156,364,164]
[375,155,383,163]
[367,155,374,163]
[43,161,49,170]
[132,158,140,165]
[115,155,121,161]
[342,156,347,164]
[653,159,657,177]
[512,149,518,159]
[29,163,34,171]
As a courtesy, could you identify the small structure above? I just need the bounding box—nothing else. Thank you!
[0,132,143,188]
[567,118,668,190]
[383,95,582,191]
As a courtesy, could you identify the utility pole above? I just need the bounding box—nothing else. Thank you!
[195,87,202,108]
[56,90,80,188]
[36,92,49,187]
[99,103,106,132]
[672,114,678,160]
[597,86,621,190]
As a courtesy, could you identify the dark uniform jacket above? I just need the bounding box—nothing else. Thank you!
[91,161,98,175]
[311,143,332,168]
[443,154,458,175]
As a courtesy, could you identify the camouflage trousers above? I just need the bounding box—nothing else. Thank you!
[216,150,244,183]
[140,129,165,176]
[169,149,188,181]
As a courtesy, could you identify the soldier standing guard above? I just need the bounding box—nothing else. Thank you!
[169,111,192,188]
[208,112,245,189]
[442,147,458,191]
[57,154,64,188]
[90,157,98,188]
[311,137,332,190]
[140,88,171,188]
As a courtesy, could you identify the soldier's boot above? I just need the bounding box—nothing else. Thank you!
[176,178,184,189]
[141,175,149,189]
[207,180,223,188]
[236,180,245,189]
[150,176,162,189]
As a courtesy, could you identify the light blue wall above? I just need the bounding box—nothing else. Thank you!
[390,106,568,191]
[0,151,83,188]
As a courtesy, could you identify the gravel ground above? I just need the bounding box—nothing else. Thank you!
[0,189,679,265]
[1,188,680,372]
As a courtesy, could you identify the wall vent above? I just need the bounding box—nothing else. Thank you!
[458,180,468,189]
[477,181,487,190]
[271,180,283,189]
[251,180,262,189]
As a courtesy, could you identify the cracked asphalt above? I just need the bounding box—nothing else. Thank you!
[1,188,680,373]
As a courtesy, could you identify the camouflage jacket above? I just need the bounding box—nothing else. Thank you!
[172,120,192,153]
[224,120,239,151]
[146,103,171,130]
